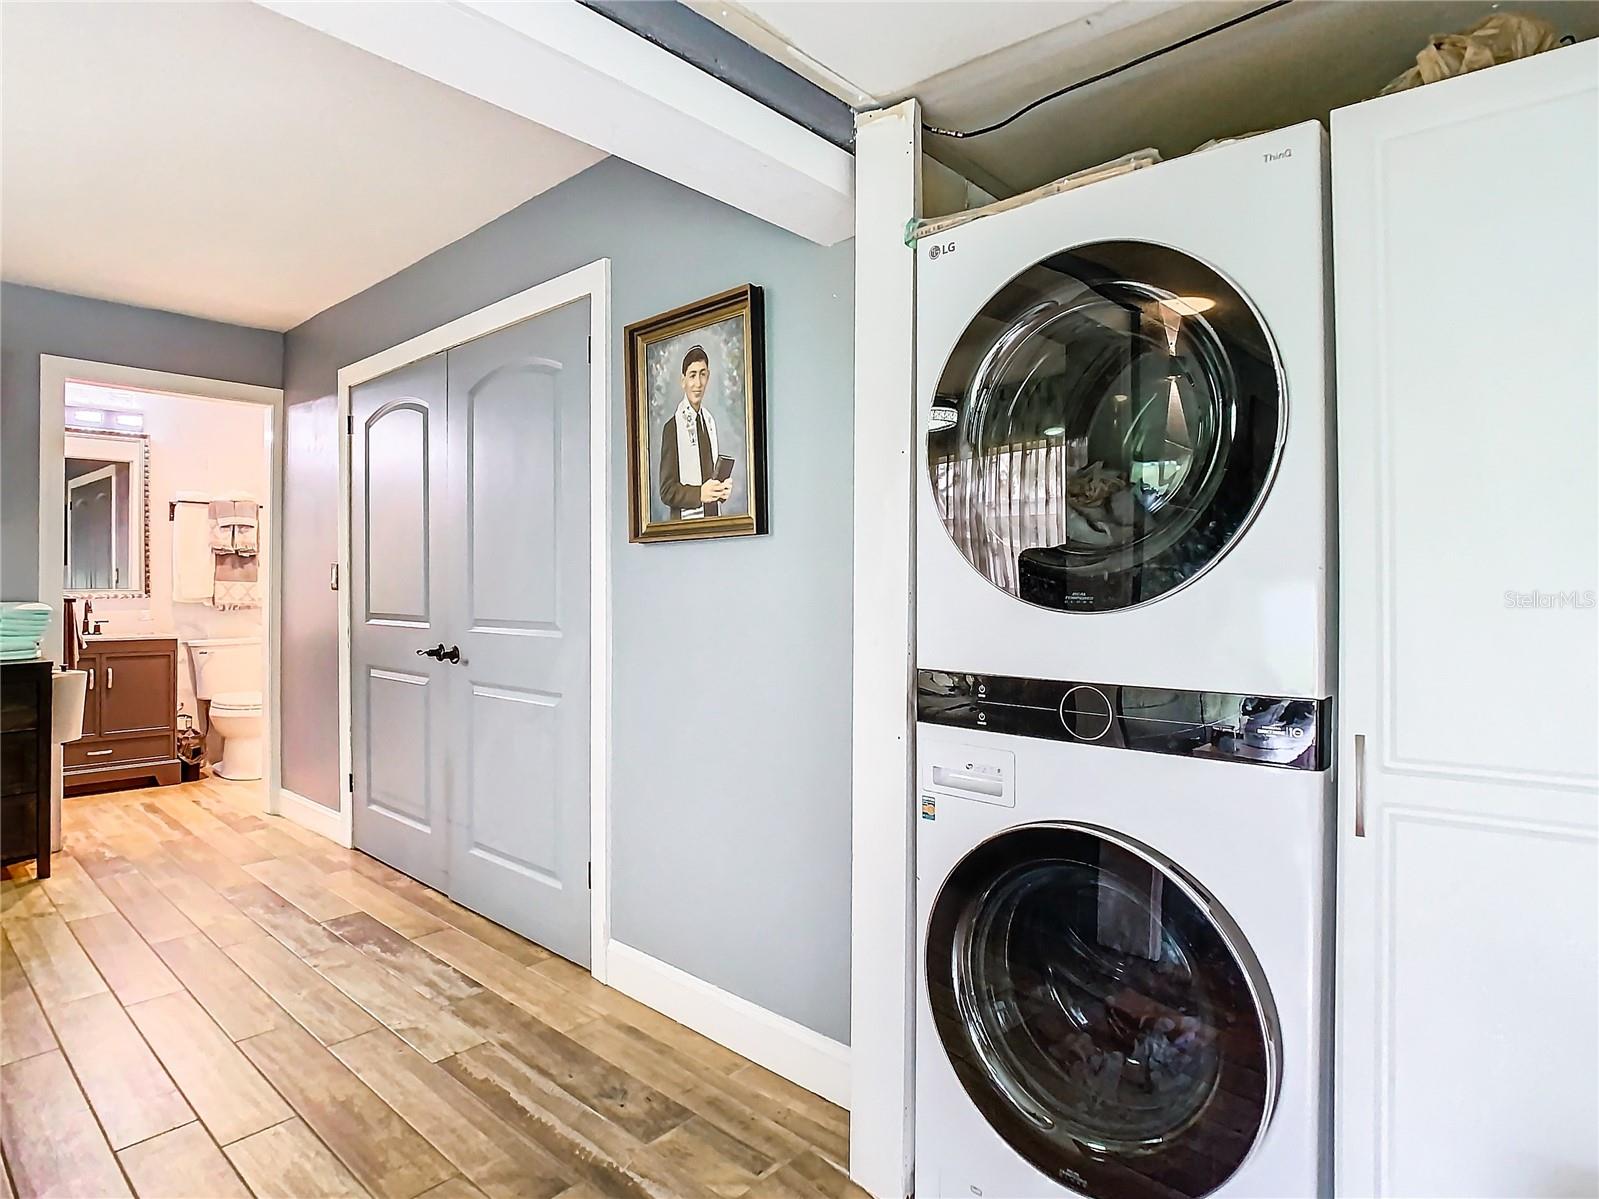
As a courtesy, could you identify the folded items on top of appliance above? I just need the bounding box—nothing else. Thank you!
[1380,11,1560,95]
[908,149,1162,244]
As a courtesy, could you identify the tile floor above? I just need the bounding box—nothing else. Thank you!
[0,777,857,1199]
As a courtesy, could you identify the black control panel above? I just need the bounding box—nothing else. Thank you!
[918,669,1330,771]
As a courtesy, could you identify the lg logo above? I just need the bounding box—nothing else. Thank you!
[929,241,956,260]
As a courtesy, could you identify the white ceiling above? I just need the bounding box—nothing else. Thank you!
[697,1,1212,112]
[0,1,605,332]
[704,1,1154,101]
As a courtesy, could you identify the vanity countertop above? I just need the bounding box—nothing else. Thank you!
[82,633,178,643]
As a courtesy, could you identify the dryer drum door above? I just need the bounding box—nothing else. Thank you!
[926,823,1280,1199]
[926,240,1284,612]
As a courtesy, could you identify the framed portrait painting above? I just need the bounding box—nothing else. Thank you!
[625,284,768,543]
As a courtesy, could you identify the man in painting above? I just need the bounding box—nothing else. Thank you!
[658,344,732,520]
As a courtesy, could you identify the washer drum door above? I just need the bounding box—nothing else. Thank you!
[925,240,1285,613]
[925,822,1281,1199]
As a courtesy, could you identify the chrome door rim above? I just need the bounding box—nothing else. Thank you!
[926,819,1284,1197]
[924,238,1290,615]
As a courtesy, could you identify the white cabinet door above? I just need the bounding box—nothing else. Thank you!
[1332,43,1599,1199]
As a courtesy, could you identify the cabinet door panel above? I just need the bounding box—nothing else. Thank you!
[1332,43,1599,1199]
[98,649,174,738]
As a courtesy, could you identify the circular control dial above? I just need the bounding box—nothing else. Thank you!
[1058,685,1114,741]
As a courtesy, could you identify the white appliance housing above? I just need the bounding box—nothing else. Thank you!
[915,715,1330,1199]
[915,121,1331,700]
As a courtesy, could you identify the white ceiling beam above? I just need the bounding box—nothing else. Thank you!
[256,0,854,246]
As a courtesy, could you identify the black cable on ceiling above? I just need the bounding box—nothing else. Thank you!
[924,0,1295,139]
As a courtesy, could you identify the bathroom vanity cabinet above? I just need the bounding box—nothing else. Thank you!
[1,659,53,877]
[65,636,182,793]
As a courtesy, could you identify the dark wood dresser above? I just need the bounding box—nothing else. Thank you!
[66,637,182,793]
[1,659,54,878]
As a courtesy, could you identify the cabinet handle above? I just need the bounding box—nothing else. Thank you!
[107,667,114,689]
[1354,733,1367,838]
[85,749,113,757]
[87,667,95,690]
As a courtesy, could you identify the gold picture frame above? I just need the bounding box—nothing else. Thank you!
[625,284,767,543]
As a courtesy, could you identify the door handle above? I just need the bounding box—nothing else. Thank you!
[440,645,461,664]
[1353,733,1367,838]
[416,644,446,660]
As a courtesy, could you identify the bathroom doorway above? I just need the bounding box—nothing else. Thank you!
[37,357,285,835]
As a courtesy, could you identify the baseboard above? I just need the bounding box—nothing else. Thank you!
[275,788,346,846]
[605,941,851,1109]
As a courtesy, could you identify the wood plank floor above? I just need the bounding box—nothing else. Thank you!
[1,778,860,1199]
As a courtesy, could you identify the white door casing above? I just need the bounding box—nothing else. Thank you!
[849,98,923,1199]
[1332,42,1599,1199]
[36,357,285,843]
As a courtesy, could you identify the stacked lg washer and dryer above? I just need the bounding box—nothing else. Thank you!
[914,122,1334,1199]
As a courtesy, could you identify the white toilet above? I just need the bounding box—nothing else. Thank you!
[187,637,264,781]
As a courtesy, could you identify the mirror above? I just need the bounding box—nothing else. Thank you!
[64,430,149,597]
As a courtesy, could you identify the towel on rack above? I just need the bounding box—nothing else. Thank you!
[62,597,81,668]
[173,496,214,603]
[207,495,261,609]
[231,500,259,555]
[208,498,260,556]
[208,499,234,553]
[213,551,260,610]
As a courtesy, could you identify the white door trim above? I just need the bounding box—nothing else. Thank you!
[37,356,286,831]
[276,787,346,844]
[336,258,613,981]
[849,100,922,1199]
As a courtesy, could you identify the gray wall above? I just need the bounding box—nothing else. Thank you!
[282,157,853,1042]
[1,283,283,599]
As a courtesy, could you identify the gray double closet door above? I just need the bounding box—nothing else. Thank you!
[350,300,591,966]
